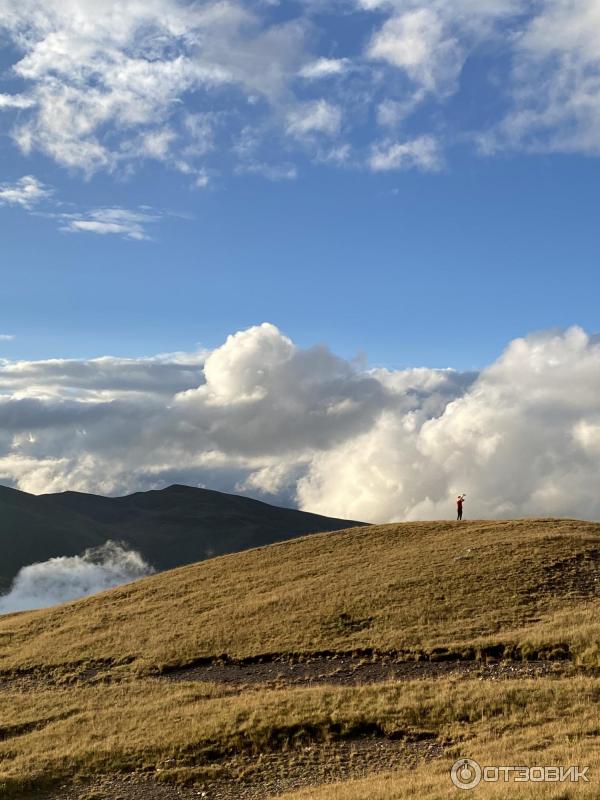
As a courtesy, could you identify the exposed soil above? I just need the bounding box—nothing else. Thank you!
[0,654,581,695]
[534,547,600,598]
[161,654,576,688]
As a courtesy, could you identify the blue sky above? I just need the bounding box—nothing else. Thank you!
[3,2,600,519]
[1,0,600,371]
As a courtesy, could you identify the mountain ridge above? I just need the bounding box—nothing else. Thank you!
[0,483,364,590]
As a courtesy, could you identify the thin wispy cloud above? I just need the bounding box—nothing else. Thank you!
[299,58,351,80]
[236,162,298,181]
[0,93,35,109]
[369,136,443,172]
[60,208,162,241]
[1,176,179,241]
[286,100,342,138]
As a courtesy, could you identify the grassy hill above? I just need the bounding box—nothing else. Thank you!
[0,483,362,591]
[1,518,599,799]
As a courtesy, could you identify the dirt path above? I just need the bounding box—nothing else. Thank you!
[161,654,576,688]
[9,655,590,800]
[1,655,579,694]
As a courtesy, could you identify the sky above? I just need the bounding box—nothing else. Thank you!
[1,0,600,520]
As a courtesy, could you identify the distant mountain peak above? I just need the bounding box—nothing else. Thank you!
[0,484,363,591]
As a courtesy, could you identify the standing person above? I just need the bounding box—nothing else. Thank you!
[456,494,465,521]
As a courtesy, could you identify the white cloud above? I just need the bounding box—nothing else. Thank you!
[236,161,298,181]
[0,541,153,613]
[299,57,350,79]
[0,350,205,399]
[318,143,352,165]
[367,8,463,94]
[483,0,600,156]
[1,323,600,523]
[135,128,178,161]
[297,326,600,522]
[369,135,442,171]
[363,1,519,90]
[2,0,599,176]
[0,178,174,240]
[0,0,309,175]
[362,0,522,140]
[376,95,426,127]
[287,99,342,137]
[194,172,211,188]
[0,335,15,342]
[200,323,295,404]
[60,207,161,240]
[0,175,52,208]
[183,113,218,157]
[0,93,35,109]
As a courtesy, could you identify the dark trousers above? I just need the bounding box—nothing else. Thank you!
[457,508,463,520]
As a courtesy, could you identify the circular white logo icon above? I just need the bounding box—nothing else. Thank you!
[451,758,482,790]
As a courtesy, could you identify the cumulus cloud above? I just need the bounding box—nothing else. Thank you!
[0,541,153,613]
[2,322,600,522]
[298,327,600,522]
[0,175,52,208]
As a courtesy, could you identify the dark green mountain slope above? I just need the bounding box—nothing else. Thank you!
[0,484,363,590]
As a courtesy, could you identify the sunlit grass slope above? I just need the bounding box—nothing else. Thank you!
[1,518,600,798]
[2,518,600,674]
[2,675,599,795]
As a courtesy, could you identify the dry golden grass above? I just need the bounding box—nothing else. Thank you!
[1,518,599,797]
[1,518,599,675]
[1,675,599,795]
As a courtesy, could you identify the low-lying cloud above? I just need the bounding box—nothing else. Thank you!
[1,323,600,522]
[0,541,154,614]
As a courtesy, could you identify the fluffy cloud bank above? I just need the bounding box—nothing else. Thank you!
[0,541,153,613]
[1,323,600,522]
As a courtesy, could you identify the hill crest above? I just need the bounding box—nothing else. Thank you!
[2,517,599,676]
